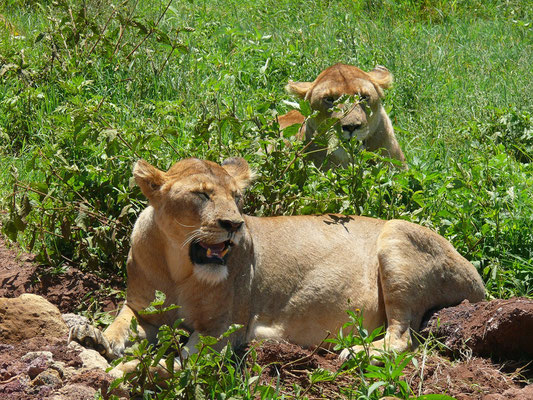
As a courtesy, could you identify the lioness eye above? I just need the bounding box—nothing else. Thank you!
[325,96,336,104]
[359,94,369,102]
[195,192,210,201]
[234,194,242,204]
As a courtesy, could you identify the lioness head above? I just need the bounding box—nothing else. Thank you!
[133,157,254,284]
[286,63,392,142]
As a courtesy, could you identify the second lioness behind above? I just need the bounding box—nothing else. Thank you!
[278,63,406,168]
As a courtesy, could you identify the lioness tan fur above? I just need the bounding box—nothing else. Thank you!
[278,63,406,168]
[72,157,484,363]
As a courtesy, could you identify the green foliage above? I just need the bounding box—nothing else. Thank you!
[1,0,531,286]
[484,106,532,163]
[104,296,432,399]
[106,293,265,399]
[326,310,413,399]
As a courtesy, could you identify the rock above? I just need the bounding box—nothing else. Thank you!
[62,313,90,330]
[49,383,97,400]
[421,298,533,360]
[67,340,110,371]
[21,351,54,363]
[26,354,52,379]
[31,369,62,387]
[70,368,115,394]
[0,375,29,394]
[0,294,69,343]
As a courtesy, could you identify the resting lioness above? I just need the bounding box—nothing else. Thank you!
[278,63,406,168]
[72,157,484,362]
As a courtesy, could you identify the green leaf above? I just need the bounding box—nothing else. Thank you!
[32,182,48,195]
[152,340,171,365]
[248,375,259,385]
[309,368,335,383]
[367,380,386,396]
[35,32,46,43]
[129,317,138,334]
[152,290,166,306]
[299,99,312,117]
[282,123,302,138]
[195,384,206,399]
[20,195,32,218]
[75,208,88,230]
[222,324,242,338]
[3,220,18,241]
[199,335,218,346]
[155,29,171,46]
[391,354,413,379]
[13,213,26,232]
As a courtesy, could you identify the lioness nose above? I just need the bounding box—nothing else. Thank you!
[342,123,362,134]
[218,219,244,232]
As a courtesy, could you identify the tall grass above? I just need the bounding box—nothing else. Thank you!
[0,0,531,297]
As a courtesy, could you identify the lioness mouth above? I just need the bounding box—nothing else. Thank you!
[190,240,232,265]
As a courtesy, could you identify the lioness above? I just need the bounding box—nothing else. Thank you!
[278,63,406,168]
[72,157,484,363]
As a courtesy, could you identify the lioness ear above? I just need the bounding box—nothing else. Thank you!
[285,80,313,99]
[133,159,166,200]
[221,157,255,191]
[367,65,393,91]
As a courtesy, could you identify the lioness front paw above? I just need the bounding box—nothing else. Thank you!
[69,323,116,359]
[339,345,383,364]
[339,345,365,361]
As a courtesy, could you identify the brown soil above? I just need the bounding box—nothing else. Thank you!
[0,234,531,399]
[421,298,533,361]
[247,341,532,399]
[245,341,353,398]
[0,234,122,313]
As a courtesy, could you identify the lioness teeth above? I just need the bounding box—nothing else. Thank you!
[205,243,229,259]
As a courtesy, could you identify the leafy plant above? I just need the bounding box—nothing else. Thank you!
[106,291,265,399]
[326,309,413,399]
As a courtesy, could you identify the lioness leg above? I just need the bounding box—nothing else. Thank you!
[378,220,484,350]
[71,303,158,359]
[341,219,484,359]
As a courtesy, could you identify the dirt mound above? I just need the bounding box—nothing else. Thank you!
[0,235,121,313]
[404,355,530,400]
[421,298,533,361]
[250,341,531,399]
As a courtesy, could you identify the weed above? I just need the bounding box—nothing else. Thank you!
[104,295,434,399]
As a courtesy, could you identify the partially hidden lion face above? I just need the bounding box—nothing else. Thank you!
[133,157,254,284]
[286,63,393,142]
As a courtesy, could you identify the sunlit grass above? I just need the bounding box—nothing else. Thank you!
[0,0,531,291]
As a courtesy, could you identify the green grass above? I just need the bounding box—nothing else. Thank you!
[1,0,531,288]
[0,0,532,395]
